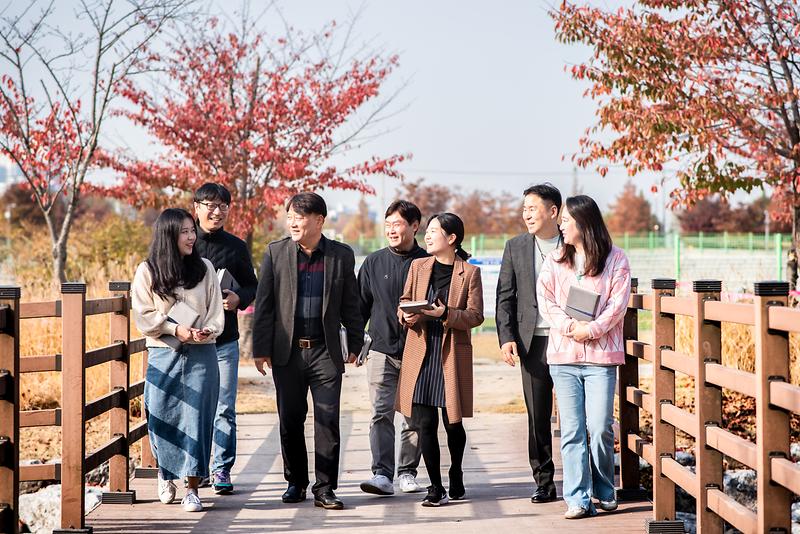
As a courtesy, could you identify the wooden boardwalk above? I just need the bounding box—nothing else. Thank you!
[87,411,652,533]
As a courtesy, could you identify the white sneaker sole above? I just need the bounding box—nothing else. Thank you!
[360,481,395,496]
[421,495,449,507]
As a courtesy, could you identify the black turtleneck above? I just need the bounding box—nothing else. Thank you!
[194,225,259,345]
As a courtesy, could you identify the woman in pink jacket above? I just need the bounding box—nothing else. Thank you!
[536,195,631,520]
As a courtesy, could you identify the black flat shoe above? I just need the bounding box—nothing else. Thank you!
[282,484,307,503]
[314,489,344,510]
[531,485,557,503]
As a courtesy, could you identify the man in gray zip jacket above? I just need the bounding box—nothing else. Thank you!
[496,183,563,503]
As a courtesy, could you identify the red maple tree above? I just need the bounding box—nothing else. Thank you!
[0,0,190,285]
[553,0,800,287]
[109,16,406,248]
[606,180,659,234]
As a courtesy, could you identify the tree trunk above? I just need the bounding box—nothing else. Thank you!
[789,202,799,291]
[52,237,68,285]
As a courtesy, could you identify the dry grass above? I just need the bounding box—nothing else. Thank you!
[673,315,800,385]
[14,260,147,462]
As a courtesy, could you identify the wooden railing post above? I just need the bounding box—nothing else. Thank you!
[617,278,643,500]
[651,278,676,520]
[136,321,157,479]
[0,286,20,534]
[753,281,791,532]
[692,280,723,534]
[56,282,89,533]
[103,282,135,505]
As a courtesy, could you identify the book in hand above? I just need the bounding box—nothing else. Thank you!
[217,268,241,293]
[160,301,201,350]
[339,326,372,364]
[565,285,601,322]
[399,300,434,314]
[356,333,372,366]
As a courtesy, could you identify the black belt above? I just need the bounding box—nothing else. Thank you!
[296,337,323,349]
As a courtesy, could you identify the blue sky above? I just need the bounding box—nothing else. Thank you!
[255,0,673,220]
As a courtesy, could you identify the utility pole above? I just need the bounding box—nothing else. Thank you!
[571,166,581,196]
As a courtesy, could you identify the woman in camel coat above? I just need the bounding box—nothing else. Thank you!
[396,212,484,506]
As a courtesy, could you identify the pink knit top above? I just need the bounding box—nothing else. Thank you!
[536,245,632,365]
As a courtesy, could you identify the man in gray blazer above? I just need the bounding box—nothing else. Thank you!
[253,192,364,510]
[496,183,562,503]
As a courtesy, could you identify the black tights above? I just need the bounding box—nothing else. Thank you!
[411,403,466,489]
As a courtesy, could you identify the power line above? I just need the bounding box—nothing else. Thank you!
[400,165,675,177]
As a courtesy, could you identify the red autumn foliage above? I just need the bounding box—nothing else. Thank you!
[552,0,800,287]
[0,0,190,284]
[107,16,407,246]
[606,180,659,234]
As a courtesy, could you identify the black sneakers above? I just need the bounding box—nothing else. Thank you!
[449,469,465,500]
[421,485,449,507]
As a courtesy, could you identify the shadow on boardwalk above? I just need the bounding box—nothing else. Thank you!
[88,412,652,533]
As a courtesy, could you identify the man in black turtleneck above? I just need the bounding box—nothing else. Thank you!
[193,183,258,495]
[357,200,429,496]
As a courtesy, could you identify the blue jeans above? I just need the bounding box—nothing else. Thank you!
[212,340,239,473]
[144,344,219,480]
[550,364,617,512]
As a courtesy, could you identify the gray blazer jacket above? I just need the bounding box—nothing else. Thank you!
[252,236,365,373]
[496,233,542,355]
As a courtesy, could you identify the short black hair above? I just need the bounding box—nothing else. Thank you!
[287,192,327,217]
[385,200,422,225]
[523,183,562,211]
[194,183,232,204]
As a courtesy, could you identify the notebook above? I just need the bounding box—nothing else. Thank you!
[565,285,601,322]
[399,300,434,314]
[160,301,201,350]
[217,268,241,293]
[339,326,372,363]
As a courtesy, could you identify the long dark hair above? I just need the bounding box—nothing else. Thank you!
[427,212,471,261]
[557,195,613,277]
[146,208,207,300]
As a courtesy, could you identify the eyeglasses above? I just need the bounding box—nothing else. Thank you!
[286,214,308,224]
[384,221,407,230]
[197,201,229,212]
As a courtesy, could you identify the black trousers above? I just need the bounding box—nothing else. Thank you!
[520,335,555,488]
[272,344,342,495]
[411,403,466,489]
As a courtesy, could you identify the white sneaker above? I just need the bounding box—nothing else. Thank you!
[181,491,203,512]
[360,474,395,495]
[158,473,177,504]
[597,499,618,511]
[398,473,423,493]
[564,506,590,519]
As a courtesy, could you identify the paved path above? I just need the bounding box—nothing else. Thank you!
[87,411,652,533]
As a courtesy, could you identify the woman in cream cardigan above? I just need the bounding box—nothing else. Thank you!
[132,208,224,512]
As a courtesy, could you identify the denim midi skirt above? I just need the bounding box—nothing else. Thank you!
[144,344,220,480]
